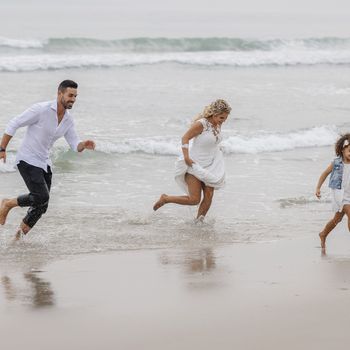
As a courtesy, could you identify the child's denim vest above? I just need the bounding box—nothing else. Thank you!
[329,157,343,190]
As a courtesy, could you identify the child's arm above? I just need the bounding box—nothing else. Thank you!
[315,163,333,199]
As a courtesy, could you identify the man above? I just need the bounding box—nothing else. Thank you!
[0,80,95,237]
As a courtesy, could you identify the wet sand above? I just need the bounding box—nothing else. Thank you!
[1,229,350,350]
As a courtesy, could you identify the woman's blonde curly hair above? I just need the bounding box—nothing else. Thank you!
[193,99,231,122]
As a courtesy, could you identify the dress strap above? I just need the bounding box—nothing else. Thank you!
[197,118,209,130]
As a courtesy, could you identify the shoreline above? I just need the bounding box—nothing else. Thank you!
[1,229,350,349]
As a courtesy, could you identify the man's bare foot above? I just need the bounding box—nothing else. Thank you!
[319,232,327,249]
[14,221,31,240]
[14,229,24,241]
[153,194,167,211]
[0,199,12,225]
[20,221,31,234]
[14,222,30,241]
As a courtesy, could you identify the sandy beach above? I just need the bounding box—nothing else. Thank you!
[1,226,350,350]
[1,1,350,349]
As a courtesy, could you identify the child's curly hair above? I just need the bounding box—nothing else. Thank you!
[335,133,350,157]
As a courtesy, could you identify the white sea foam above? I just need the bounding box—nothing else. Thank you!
[2,36,350,71]
[87,125,340,156]
[0,37,44,49]
[1,49,350,72]
[95,138,180,155]
[1,36,350,52]
[278,195,330,208]
[221,125,338,154]
[2,126,339,162]
[0,154,17,173]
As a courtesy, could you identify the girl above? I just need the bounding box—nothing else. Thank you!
[316,133,350,250]
[153,99,231,221]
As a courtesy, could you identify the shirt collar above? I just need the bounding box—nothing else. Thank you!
[50,99,71,119]
[50,100,57,112]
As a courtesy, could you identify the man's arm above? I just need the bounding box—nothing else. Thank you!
[0,104,41,163]
[0,134,12,162]
[5,104,41,137]
[64,123,95,152]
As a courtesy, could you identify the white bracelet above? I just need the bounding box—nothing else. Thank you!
[181,144,189,149]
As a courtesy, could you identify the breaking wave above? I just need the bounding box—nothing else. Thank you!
[1,36,350,71]
[72,125,339,156]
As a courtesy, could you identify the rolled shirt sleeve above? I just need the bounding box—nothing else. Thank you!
[5,104,41,136]
[64,123,82,152]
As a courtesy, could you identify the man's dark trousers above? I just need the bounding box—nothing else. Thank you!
[17,161,52,228]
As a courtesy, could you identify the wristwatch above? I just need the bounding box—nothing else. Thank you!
[0,147,6,152]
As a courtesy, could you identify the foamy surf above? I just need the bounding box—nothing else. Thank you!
[92,125,339,156]
[2,36,350,72]
[222,125,338,154]
[278,195,331,208]
[7,125,335,164]
[1,49,350,71]
[3,125,338,164]
[2,36,350,52]
[0,154,17,173]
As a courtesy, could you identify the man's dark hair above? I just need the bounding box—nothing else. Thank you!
[58,80,78,92]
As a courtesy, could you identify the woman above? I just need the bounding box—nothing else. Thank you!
[153,99,231,221]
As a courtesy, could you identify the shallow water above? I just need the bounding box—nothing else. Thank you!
[1,39,350,268]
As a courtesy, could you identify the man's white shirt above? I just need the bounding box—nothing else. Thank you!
[5,100,81,172]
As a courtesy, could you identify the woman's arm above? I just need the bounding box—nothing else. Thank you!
[315,163,333,198]
[181,121,203,166]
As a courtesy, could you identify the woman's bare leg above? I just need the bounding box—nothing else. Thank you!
[196,185,214,219]
[319,211,344,249]
[153,174,202,211]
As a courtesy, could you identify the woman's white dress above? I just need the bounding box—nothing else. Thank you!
[332,163,350,212]
[174,118,225,193]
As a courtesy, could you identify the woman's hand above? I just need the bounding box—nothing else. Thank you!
[184,157,194,167]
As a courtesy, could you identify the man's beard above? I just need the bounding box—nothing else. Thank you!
[62,98,74,109]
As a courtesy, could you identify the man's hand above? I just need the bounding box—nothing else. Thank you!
[78,140,96,152]
[83,140,95,150]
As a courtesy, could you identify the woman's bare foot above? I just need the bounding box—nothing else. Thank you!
[0,199,12,225]
[153,194,167,211]
[319,232,327,250]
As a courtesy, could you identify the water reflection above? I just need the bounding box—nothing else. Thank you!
[184,248,216,273]
[24,272,55,307]
[1,276,17,301]
[159,247,226,290]
[1,272,55,308]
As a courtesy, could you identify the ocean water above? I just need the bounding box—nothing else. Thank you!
[1,34,350,269]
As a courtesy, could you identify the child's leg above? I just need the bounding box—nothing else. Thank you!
[342,204,350,231]
[319,211,345,249]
